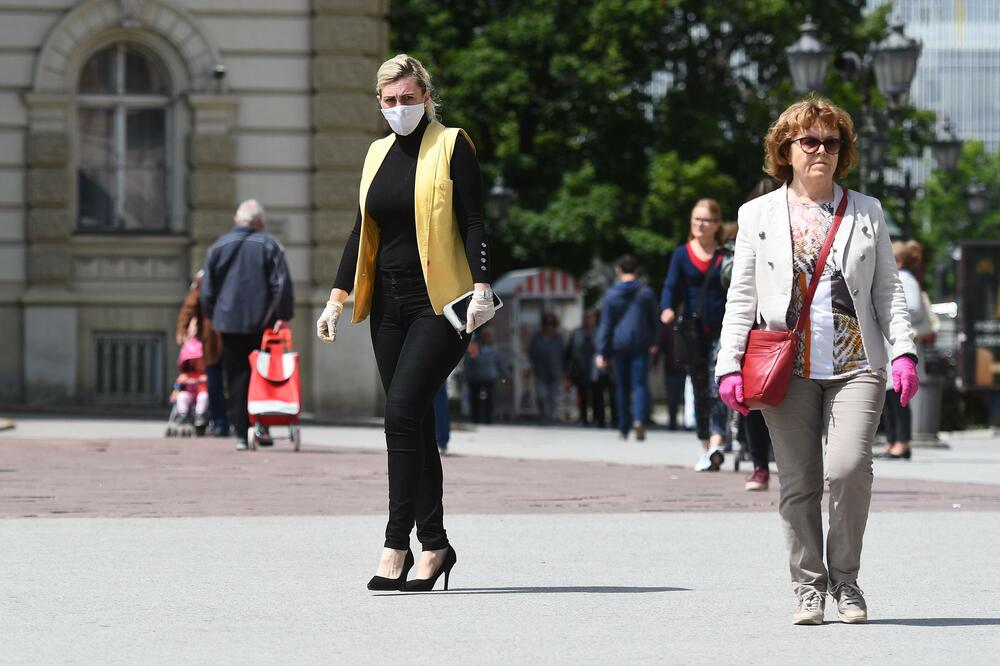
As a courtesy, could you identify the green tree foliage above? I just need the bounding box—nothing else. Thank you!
[916,141,1000,297]
[386,1,928,283]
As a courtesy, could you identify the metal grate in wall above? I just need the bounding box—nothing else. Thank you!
[93,332,164,403]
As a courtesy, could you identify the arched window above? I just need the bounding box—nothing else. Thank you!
[77,43,171,232]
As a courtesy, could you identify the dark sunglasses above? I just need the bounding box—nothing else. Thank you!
[790,136,842,155]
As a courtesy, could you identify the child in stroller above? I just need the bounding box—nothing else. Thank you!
[166,338,209,437]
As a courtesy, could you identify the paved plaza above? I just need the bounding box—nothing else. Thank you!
[2,417,999,663]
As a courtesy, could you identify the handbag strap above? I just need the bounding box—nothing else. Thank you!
[793,187,849,336]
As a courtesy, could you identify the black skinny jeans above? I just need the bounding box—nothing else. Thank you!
[370,268,470,551]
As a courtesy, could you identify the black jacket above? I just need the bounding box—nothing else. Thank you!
[200,226,293,334]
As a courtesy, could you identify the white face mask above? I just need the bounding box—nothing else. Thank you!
[381,102,425,136]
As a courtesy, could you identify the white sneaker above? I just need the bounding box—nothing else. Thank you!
[694,449,725,472]
[793,589,826,625]
[833,583,868,624]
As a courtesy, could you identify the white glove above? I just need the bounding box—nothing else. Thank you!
[316,300,344,343]
[466,289,496,333]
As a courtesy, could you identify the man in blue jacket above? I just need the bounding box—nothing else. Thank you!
[201,199,293,450]
[595,255,659,441]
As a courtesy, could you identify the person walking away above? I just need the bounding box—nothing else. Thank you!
[176,270,228,436]
[528,313,564,424]
[201,199,293,450]
[315,54,495,591]
[660,199,729,470]
[464,327,504,424]
[877,240,930,460]
[564,308,607,427]
[716,96,918,625]
[595,255,659,441]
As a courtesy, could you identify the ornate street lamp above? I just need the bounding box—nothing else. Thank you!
[966,180,989,219]
[858,114,888,170]
[786,17,831,94]
[871,20,922,103]
[487,174,513,222]
[931,116,963,173]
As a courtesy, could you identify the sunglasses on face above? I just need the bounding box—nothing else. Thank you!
[790,136,842,155]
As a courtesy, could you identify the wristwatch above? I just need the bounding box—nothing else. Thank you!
[474,288,494,301]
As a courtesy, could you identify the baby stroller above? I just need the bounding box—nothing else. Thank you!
[166,338,209,438]
[246,327,302,451]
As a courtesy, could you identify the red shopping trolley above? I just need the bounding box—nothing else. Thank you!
[247,327,302,451]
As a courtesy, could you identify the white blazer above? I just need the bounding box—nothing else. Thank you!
[715,182,916,380]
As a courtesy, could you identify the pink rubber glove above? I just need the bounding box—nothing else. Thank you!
[718,372,749,416]
[892,355,919,407]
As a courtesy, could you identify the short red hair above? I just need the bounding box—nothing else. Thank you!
[763,96,857,182]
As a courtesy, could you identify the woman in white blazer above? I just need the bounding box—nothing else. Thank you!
[715,97,919,626]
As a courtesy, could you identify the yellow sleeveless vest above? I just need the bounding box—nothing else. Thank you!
[351,120,476,323]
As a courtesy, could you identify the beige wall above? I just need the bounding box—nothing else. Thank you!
[0,0,387,416]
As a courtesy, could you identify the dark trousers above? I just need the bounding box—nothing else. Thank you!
[687,339,726,440]
[220,332,262,439]
[371,270,469,551]
[573,379,606,427]
[468,381,495,424]
[745,409,772,470]
[612,351,650,435]
[663,370,685,429]
[881,389,912,442]
[205,362,230,434]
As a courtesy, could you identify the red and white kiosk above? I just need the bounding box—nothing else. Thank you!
[490,267,584,419]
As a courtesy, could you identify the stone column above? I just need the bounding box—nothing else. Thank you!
[311,0,387,287]
[186,94,238,272]
[22,93,77,402]
[310,0,388,415]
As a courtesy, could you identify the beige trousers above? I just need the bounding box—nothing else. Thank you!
[762,372,885,596]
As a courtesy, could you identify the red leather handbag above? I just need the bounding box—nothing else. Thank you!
[742,188,849,409]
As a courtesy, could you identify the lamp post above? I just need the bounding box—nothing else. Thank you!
[966,180,989,220]
[487,174,513,223]
[870,20,923,105]
[931,117,962,172]
[785,17,831,94]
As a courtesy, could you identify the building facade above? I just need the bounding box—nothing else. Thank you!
[0,0,387,416]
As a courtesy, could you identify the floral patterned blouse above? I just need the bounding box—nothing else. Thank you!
[785,192,869,380]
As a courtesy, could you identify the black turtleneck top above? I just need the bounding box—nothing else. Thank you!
[331,117,491,291]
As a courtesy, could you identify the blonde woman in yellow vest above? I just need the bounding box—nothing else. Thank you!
[316,54,495,592]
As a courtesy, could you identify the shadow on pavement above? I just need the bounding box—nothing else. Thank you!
[375,585,689,596]
[866,618,1000,627]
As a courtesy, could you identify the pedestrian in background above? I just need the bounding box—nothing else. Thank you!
[464,327,505,424]
[564,308,607,428]
[528,312,565,424]
[660,198,729,470]
[595,255,659,441]
[201,199,293,450]
[716,96,918,625]
[315,54,494,592]
[176,270,228,436]
[878,240,931,461]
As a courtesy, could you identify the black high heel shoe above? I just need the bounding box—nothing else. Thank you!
[404,546,457,592]
[367,548,414,591]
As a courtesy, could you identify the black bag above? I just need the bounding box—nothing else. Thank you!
[672,250,719,366]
